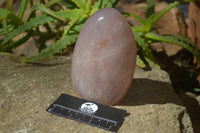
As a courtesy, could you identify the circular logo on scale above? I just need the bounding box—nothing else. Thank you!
[80,102,98,114]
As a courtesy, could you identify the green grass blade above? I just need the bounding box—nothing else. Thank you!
[2,18,9,35]
[63,11,86,37]
[146,0,155,18]
[102,0,112,8]
[21,34,78,62]
[30,0,33,7]
[1,9,83,46]
[194,88,200,92]
[144,13,155,31]
[93,0,111,9]
[136,55,159,68]
[72,0,87,9]
[0,26,14,35]
[132,28,147,50]
[92,0,102,9]
[28,4,65,21]
[145,32,200,59]
[89,5,99,16]
[18,0,28,19]
[0,8,10,20]
[159,34,200,62]
[136,55,146,68]
[0,8,21,26]
[86,0,92,10]
[164,34,196,47]
[106,0,120,8]
[45,0,63,8]
[20,22,84,62]
[123,13,145,26]
[132,27,155,62]
[145,33,192,50]
[1,16,56,46]
[7,12,22,26]
[70,23,84,34]
[149,0,194,26]
[0,30,32,52]
[131,26,145,32]
[7,0,12,11]
[60,1,78,9]
[55,9,84,19]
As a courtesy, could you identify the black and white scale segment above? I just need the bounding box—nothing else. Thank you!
[46,93,127,132]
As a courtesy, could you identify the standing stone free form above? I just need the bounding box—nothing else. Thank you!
[71,8,137,105]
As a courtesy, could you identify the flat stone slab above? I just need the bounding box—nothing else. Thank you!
[0,54,193,133]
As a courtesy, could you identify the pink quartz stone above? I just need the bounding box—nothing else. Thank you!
[71,8,137,105]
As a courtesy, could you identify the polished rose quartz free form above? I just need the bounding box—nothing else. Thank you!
[71,8,137,105]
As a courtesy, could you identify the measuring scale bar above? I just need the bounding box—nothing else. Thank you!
[46,93,127,132]
[49,104,117,131]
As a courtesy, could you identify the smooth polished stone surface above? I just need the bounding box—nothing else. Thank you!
[71,8,137,105]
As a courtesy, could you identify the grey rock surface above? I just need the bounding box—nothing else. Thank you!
[12,37,39,57]
[0,54,194,133]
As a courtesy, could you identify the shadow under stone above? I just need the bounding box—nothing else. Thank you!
[119,78,183,106]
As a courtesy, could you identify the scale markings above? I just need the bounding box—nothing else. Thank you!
[46,93,126,132]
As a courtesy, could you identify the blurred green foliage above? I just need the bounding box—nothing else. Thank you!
[125,0,200,68]
[0,0,199,67]
[0,0,119,62]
